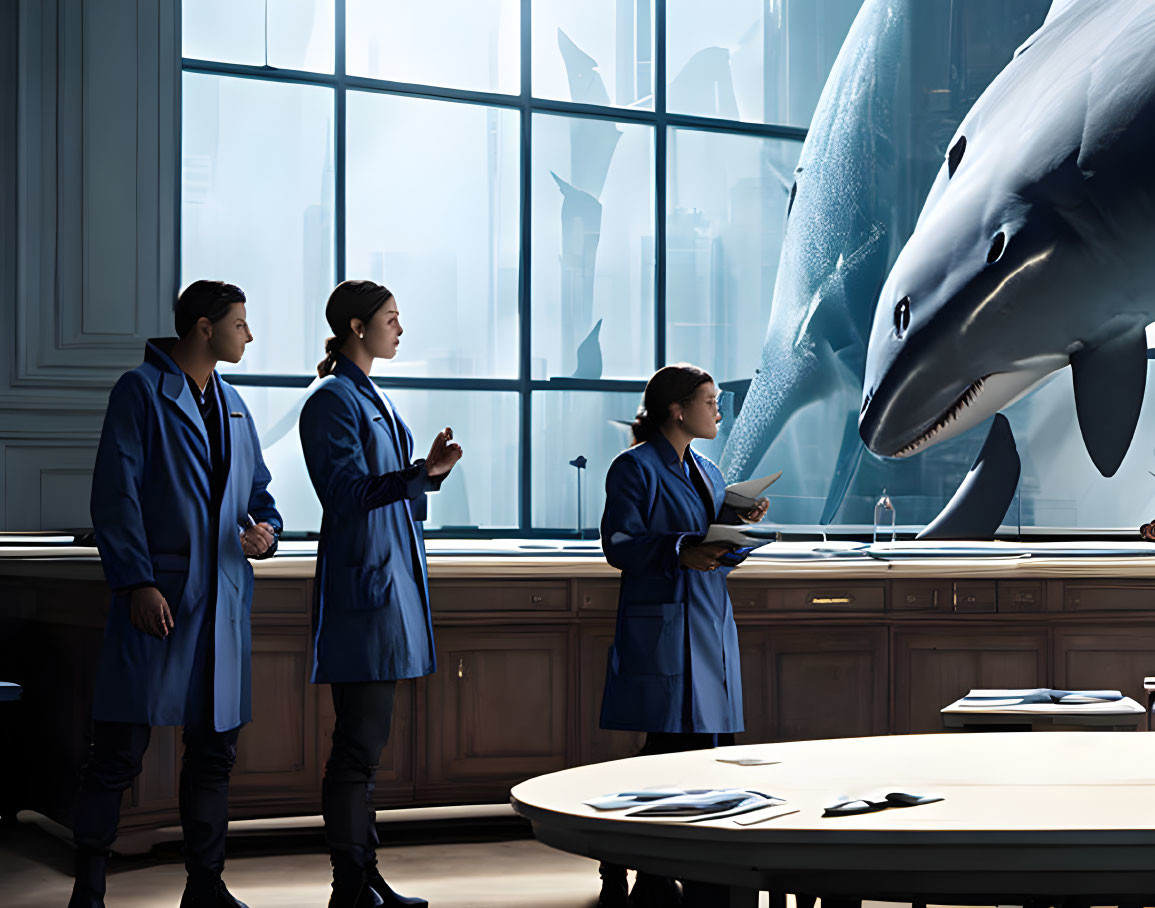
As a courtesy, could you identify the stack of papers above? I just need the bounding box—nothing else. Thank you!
[943,688,1144,715]
[584,788,785,821]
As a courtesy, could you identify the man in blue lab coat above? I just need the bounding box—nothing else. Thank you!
[69,281,282,908]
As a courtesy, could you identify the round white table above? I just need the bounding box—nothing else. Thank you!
[510,733,1155,907]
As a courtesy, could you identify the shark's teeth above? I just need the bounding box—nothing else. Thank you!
[892,376,989,458]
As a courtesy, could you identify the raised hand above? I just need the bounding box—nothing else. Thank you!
[130,586,174,638]
[425,427,463,478]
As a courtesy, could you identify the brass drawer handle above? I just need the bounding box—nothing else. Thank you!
[457,659,465,680]
[810,595,854,605]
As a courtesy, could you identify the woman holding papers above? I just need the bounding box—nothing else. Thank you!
[299,280,462,908]
[596,363,768,908]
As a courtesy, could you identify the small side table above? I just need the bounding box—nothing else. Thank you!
[942,695,1146,733]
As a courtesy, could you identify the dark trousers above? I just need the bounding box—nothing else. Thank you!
[322,680,396,888]
[73,721,240,878]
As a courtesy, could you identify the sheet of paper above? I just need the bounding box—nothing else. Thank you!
[725,471,782,501]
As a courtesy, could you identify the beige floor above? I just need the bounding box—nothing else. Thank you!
[0,814,1048,908]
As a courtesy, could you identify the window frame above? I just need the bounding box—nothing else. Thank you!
[181,0,807,538]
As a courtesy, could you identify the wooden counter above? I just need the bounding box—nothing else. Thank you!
[2,544,1155,834]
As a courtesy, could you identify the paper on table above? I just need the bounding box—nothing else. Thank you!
[724,471,782,510]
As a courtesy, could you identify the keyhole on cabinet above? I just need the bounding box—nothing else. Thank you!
[457,658,464,680]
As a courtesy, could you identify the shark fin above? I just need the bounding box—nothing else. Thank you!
[917,414,1020,540]
[1070,329,1147,477]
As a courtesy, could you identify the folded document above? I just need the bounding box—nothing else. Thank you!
[723,471,782,511]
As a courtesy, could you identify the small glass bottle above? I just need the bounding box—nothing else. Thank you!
[873,489,896,543]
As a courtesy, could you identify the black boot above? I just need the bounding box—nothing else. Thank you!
[328,868,427,908]
[630,872,683,907]
[179,874,250,908]
[67,848,108,908]
[598,862,630,908]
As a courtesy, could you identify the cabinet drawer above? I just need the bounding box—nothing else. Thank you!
[1064,584,1155,612]
[729,582,769,613]
[954,581,996,613]
[999,581,1044,613]
[251,580,310,619]
[576,580,619,614]
[892,581,949,611]
[778,585,885,612]
[429,580,569,613]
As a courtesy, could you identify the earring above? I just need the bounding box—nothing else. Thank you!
[358,332,364,340]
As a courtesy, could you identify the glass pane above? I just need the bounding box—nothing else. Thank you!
[532,391,640,531]
[238,386,519,532]
[666,0,861,126]
[183,0,335,73]
[346,93,520,379]
[665,129,801,384]
[181,73,335,375]
[382,389,520,530]
[532,0,654,109]
[346,0,520,94]
[531,114,654,380]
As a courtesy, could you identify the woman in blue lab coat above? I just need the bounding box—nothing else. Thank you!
[299,280,462,908]
[597,363,767,908]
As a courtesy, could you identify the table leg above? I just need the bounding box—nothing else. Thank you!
[681,881,758,907]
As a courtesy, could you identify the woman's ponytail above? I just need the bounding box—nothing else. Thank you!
[316,335,341,378]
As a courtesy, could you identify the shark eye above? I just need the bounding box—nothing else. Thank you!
[987,231,1006,264]
[947,136,966,178]
[893,296,911,337]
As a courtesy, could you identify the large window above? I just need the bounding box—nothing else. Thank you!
[181,1,862,534]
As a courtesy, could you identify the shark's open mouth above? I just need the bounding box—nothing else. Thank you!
[891,375,991,458]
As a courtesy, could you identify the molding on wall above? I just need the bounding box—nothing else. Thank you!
[1,440,99,530]
[11,0,179,389]
[1,0,179,529]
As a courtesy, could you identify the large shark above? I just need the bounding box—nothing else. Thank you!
[859,0,1155,478]
[720,0,1051,524]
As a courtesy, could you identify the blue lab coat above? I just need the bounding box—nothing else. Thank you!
[599,433,745,734]
[90,340,281,731]
[298,354,440,683]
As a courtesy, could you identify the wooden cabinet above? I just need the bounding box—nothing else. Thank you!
[8,567,1155,833]
[737,626,888,744]
[232,631,318,801]
[419,626,570,801]
[1054,627,1155,706]
[893,628,1048,734]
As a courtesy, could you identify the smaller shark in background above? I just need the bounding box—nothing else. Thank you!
[859,0,1155,478]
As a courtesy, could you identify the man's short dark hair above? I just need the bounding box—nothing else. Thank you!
[174,280,246,338]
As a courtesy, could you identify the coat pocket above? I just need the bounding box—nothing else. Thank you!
[618,602,683,676]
